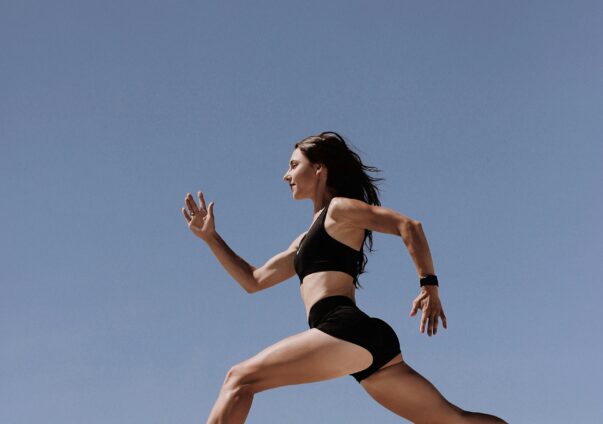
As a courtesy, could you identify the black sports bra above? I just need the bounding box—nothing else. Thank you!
[294,200,363,284]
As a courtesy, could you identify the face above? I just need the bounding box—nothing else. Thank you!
[282,148,323,199]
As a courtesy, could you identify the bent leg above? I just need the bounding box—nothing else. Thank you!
[361,360,507,424]
[207,328,373,424]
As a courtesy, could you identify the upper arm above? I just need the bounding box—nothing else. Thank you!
[330,197,419,235]
[250,233,304,293]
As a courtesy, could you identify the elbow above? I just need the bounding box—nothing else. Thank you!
[410,220,423,237]
[244,282,259,294]
[398,219,422,238]
[245,268,259,294]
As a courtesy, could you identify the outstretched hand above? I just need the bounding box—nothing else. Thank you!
[182,191,215,241]
[409,286,447,336]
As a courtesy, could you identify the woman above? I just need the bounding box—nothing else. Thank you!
[182,132,506,423]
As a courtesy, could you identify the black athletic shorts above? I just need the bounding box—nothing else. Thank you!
[307,295,401,382]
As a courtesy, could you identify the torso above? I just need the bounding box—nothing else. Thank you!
[297,202,365,318]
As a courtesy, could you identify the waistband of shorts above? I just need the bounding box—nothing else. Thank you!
[308,295,356,328]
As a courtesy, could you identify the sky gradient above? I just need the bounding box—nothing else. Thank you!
[2,1,602,423]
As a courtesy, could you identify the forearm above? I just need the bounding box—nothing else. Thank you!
[203,232,257,293]
[398,221,436,278]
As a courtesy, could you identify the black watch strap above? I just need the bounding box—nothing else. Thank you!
[420,274,439,287]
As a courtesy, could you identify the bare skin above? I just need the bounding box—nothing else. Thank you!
[181,148,506,423]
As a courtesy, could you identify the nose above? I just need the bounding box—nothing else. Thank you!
[283,171,290,181]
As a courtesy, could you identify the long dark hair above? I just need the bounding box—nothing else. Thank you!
[294,131,384,288]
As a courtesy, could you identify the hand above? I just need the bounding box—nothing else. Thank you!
[182,191,215,241]
[409,286,447,336]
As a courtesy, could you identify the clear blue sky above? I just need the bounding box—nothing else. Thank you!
[2,1,602,423]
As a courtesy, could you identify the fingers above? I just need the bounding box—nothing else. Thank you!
[409,291,427,317]
[420,307,428,334]
[185,193,200,215]
[182,207,191,223]
[198,191,207,210]
[422,312,439,337]
[411,293,447,336]
[182,192,214,234]
[184,191,211,216]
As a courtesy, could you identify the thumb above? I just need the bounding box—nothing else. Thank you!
[409,301,419,317]
[409,292,427,317]
[208,201,215,217]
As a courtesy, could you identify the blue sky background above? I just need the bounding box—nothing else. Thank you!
[2,1,602,423]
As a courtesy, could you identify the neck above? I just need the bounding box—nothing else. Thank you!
[312,196,333,216]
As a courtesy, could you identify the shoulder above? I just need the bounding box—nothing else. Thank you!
[329,197,371,228]
[330,197,369,215]
[330,196,415,235]
[331,196,367,208]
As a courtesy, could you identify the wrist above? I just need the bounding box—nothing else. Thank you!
[419,274,439,287]
[202,231,219,245]
[421,285,439,296]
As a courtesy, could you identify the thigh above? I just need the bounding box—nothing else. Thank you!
[237,328,373,393]
[360,361,463,423]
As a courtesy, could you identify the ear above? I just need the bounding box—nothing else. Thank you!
[315,164,329,181]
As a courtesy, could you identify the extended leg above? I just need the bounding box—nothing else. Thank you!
[207,328,373,424]
[361,360,507,424]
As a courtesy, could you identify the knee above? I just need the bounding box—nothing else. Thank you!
[222,362,258,396]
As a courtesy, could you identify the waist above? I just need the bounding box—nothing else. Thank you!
[307,295,357,328]
[296,263,359,284]
[301,275,356,315]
